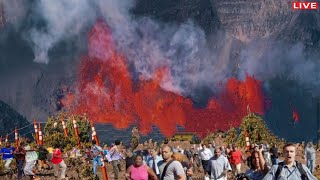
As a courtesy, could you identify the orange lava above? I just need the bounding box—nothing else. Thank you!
[62,20,265,137]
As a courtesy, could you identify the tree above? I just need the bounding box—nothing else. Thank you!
[237,113,284,148]
[130,126,140,150]
[43,112,91,150]
[225,127,238,145]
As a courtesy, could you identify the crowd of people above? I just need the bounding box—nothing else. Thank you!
[0,138,319,180]
[0,140,67,179]
[87,139,319,180]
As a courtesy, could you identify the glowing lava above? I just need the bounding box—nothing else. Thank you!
[62,20,265,137]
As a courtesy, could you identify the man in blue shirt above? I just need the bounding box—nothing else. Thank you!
[147,148,163,179]
[91,140,103,175]
[0,142,15,172]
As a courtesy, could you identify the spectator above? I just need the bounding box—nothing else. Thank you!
[91,140,103,175]
[220,146,226,157]
[24,140,38,179]
[208,143,215,156]
[103,144,109,161]
[52,144,67,180]
[199,143,213,175]
[107,140,123,180]
[229,144,244,175]
[147,148,163,179]
[126,154,158,180]
[263,143,317,180]
[262,144,272,167]
[206,147,231,180]
[184,147,193,162]
[47,146,54,162]
[142,149,149,163]
[172,152,193,180]
[159,145,186,180]
[125,148,134,170]
[245,146,268,180]
[305,142,316,174]
[14,141,26,179]
[0,141,15,173]
[269,144,278,165]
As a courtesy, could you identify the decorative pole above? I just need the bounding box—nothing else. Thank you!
[34,119,39,144]
[91,121,99,143]
[61,118,68,138]
[245,130,251,153]
[72,116,81,147]
[38,123,43,145]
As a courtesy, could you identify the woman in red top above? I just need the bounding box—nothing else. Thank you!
[229,144,245,175]
[126,154,157,180]
[52,145,67,180]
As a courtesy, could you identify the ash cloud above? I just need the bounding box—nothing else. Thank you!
[27,0,96,64]
[1,0,229,95]
[2,0,319,94]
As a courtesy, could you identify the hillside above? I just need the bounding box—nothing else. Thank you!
[0,100,33,139]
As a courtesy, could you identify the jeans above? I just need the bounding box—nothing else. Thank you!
[112,160,121,180]
[307,159,315,174]
[93,156,103,175]
[17,160,24,179]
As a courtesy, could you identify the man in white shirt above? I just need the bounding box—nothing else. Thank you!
[24,140,38,179]
[199,143,213,175]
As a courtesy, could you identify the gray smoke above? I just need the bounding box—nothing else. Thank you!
[28,0,96,63]
[1,0,228,95]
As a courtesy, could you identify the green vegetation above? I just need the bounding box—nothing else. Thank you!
[43,112,91,151]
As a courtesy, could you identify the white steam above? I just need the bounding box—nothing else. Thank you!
[28,0,95,63]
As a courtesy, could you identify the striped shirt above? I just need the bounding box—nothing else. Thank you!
[108,146,122,161]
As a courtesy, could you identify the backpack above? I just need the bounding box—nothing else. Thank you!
[275,161,308,180]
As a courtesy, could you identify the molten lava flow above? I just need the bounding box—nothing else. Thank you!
[134,68,186,136]
[184,76,265,138]
[290,103,299,124]
[62,20,266,137]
